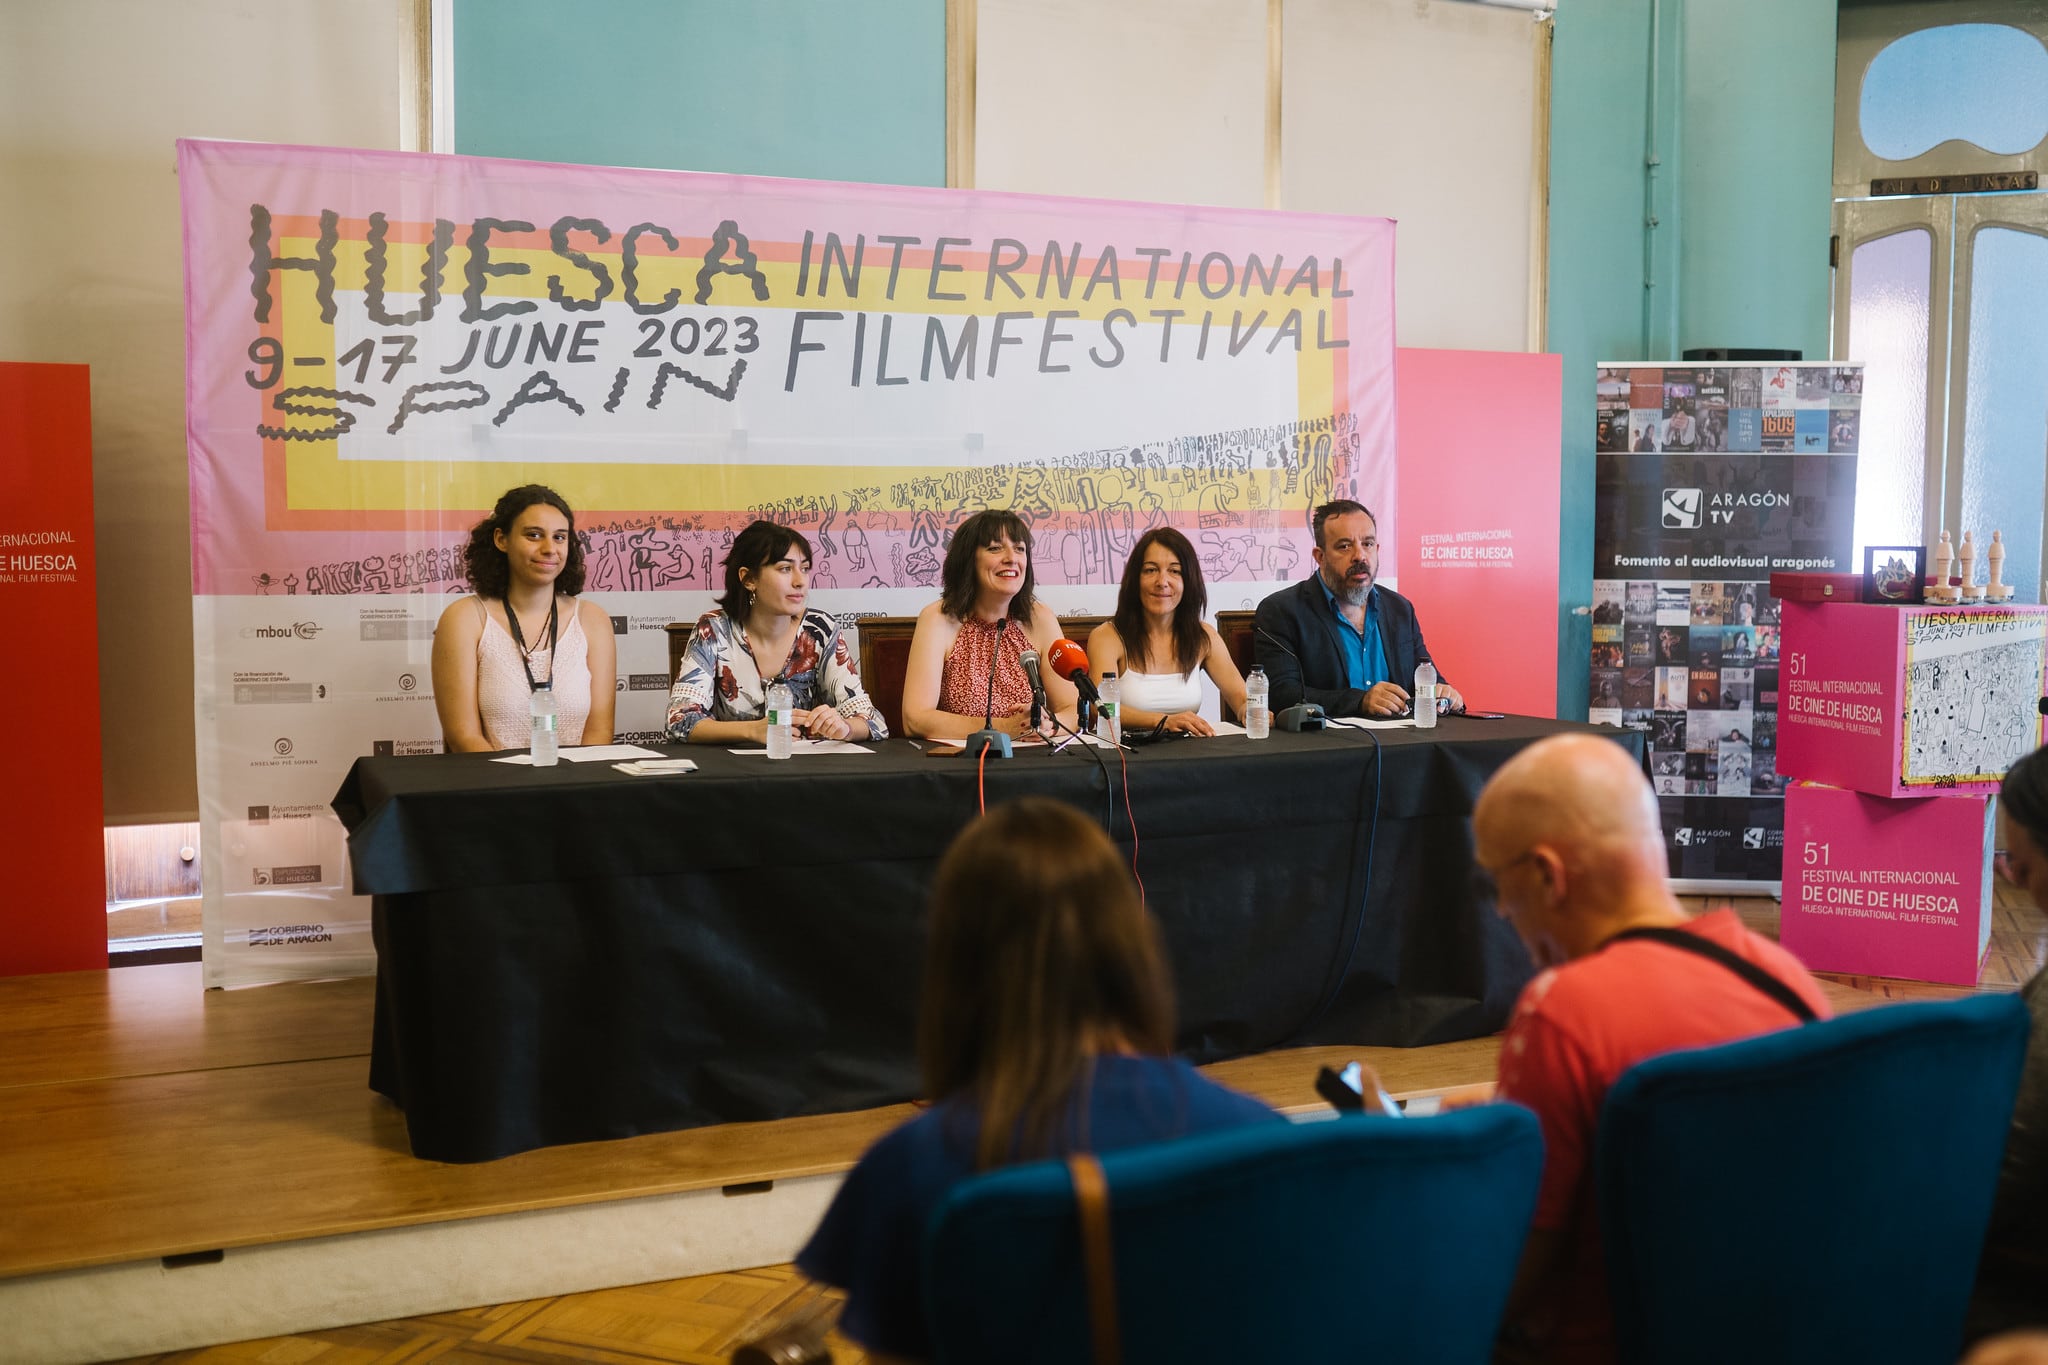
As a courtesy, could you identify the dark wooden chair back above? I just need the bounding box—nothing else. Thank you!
[854,616,920,740]
[1216,610,1258,677]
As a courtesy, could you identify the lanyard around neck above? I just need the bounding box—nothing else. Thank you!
[503,597,558,694]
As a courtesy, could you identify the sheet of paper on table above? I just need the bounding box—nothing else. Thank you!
[727,740,876,755]
[1325,716,1419,730]
[560,744,668,762]
[491,744,668,765]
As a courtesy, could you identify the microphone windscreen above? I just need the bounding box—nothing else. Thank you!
[1021,649,1044,692]
[1047,637,1090,681]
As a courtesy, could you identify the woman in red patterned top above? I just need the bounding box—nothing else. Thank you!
[901,509,1077,741]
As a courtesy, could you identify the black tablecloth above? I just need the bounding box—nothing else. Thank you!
[335,717,1639,1161]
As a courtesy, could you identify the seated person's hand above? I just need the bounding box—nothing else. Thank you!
[798,706,852,742]
[1440,683,1466,714]
[1350,1061,1400,1115]
[1363,681,1411,717]
[1162,710,1212,736]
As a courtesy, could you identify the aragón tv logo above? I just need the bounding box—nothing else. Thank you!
[1661,488,1703,530]
[240,621,323,641]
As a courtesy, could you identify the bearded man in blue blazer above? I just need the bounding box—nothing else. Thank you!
[1252,500,1463,718]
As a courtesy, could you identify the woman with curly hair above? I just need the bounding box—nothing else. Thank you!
[431,484,616,752]
[667,519,886,744]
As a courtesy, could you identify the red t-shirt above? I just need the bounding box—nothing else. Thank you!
[1496,910,1832,1364]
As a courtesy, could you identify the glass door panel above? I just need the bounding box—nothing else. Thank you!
[1952,199,2048,602]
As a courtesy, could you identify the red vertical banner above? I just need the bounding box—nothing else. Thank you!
[0,363,105,974]
[1395,348,1563,717]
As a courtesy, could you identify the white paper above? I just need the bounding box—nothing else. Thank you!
[728,740,876,756]
[611,758,699,776]
[559,743,668,762]
[491,753,538,765]
[1207,720,1247,736]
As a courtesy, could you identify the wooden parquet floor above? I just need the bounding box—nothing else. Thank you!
[108,883,2048,1364]
[120,1265,870,1364]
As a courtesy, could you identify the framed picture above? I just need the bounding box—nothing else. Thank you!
[1862,545,1925,604]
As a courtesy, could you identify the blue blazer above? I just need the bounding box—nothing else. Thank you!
[1251,576,1446,717]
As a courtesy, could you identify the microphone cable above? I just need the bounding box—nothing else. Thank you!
[1112,738,1145,905]
[1044,706,1149,902]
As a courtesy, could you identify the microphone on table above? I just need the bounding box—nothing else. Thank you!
[967,619,1014,760]
[1021,648,1046,731]
[1045,637,1101,703]
[1253,625,1326,731]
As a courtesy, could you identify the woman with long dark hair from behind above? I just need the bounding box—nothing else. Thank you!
[431,484,615,752]
[796,798,1280,1362]
[666,519,886,744]
[1087,526,1248,735]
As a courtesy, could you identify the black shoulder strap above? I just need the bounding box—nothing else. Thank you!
[1605,926,1818,1024]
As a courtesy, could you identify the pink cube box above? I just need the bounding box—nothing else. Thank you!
[1777,601,2047,799]
[1780,781,1995,985]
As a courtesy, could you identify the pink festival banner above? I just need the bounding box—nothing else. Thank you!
[179,140,1396,986]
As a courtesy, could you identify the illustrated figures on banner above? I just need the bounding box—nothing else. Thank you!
[240,410,1365,596]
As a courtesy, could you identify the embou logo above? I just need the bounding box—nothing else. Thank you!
[1661,488,1703,530]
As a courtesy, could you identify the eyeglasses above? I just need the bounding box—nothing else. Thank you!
[1469,849,1541,904]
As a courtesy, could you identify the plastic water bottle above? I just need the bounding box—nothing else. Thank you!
[765,681,793,759]
[1096,671,1121,746]
[1414,662,1439,730]
[1245,666,1270,740]
[529,684,559,766]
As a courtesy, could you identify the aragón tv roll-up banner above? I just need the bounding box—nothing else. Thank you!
[180,140,1396,987]
[1592,362,1861,886]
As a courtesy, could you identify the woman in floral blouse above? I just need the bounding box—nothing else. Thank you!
[667,520,887,744]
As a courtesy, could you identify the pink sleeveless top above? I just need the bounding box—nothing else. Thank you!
[939,615,1035,720]
[474,596,592,750]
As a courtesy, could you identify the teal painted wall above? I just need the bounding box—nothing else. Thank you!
[1677,0,1836,359]
[453,0,947,185]
[1548,0,1658,719]
[1547,0,1836,717]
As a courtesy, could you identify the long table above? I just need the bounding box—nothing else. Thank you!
[334,717,1638,1162]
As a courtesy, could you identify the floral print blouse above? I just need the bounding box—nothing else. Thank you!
[667,608,888,741]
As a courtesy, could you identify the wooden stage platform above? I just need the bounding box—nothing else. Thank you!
[4,891,2031,1363]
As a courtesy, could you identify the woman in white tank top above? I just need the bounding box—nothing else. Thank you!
[430,485,617,753]
[1085,528,1248,737]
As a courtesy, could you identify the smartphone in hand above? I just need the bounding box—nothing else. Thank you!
[1314,1060,1403,1116]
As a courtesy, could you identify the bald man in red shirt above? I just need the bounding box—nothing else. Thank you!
[1473,735,1831,1364]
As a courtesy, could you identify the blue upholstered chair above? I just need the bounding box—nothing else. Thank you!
[922,1104,1544,1365]
[1597,992,2030,1365]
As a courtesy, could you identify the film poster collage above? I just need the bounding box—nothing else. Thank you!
[1590,363,1865,802]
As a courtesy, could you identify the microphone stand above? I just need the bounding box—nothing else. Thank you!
[966,618,1014,760]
